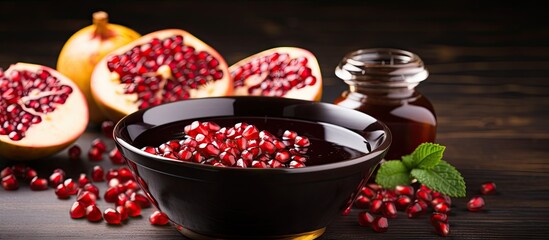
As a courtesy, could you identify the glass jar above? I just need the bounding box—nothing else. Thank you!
[334,48,437,160]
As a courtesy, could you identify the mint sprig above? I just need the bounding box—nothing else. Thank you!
[374,142,466,197]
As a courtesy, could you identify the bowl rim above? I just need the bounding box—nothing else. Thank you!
[114,96,392,174]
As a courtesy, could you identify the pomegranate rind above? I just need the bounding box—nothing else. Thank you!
[0,63,88,161]
[56,15,141,124]
[90,29,233,122]
[229,47,322,101]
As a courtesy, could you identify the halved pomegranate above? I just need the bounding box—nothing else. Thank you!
[229,47,322,101]
[90,29,232,122]
[0,63,88,160]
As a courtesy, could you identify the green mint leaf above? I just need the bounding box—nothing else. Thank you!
[402,154,414,169]
[375,160,411,189]
[410,160,466,197]
[411,142,445,169]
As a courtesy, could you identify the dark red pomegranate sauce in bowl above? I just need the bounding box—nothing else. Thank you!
[113,96,391,239]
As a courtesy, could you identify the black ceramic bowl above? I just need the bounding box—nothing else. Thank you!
[114,96,391,240]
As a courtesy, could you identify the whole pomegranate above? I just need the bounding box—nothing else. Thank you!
[0,63,88,160]
[91,29,232,122]
[56,11,141,124]
[229,47,322,101]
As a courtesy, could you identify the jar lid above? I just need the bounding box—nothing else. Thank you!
[335,48,428,88]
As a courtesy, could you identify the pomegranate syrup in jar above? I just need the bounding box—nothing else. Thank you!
[334,48,437,160]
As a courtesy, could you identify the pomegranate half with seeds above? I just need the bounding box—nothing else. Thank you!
[229,47,322,101]
[0,63,88,160]
[91,29,232,122]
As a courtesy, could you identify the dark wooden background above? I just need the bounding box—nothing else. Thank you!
[1,1,548,239]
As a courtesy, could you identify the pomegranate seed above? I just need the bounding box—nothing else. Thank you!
[109,148,125,164]
[91,138,107,152]
[357,211,375,227]
[282,130,297,140]
[116,205,129,221]
[433,202,451,214]
[395,195,412,210]
[70,201,86,219]
[91,165,105,182]
[11,164,27,178]
[117,167,134,182]
[361,186,377,198]
[49,171,65,188]
[382,201,398,219]
[1,167,13,178]
[354,195,371,209]
[431,197,446,207]
[124,200,142,217]
[274,150,290,163]
[342,206,351,216]
[101,120,115,139]
[64,178,79,195]
[29,176,48,191]
[55,184,70,199]
[242,125,259,140]
[141,146,157,155]
[123,179,140,191]
[406,202,423,218]
[88,147,104,161]
[149,210,170,225]
[1,174,18,190]
[24,168,37,182]
[434,221,450,237]
[105,168,118,181]
[78,173,91,186]
[104,208,122,225]
[467,196,485,212]
[130,192,151,208]
[480,182,497,195]
[116,193,130,206]
[68,145,81,160]
[289,160,306,168]
[369,199,383,214]
[82,183,100,198]
[394,185,414,196]
[76,190,97,207]
[416,189,432,202]
[431,212,449,226]
[414,199,429,213]
[104,186,120,203]
[367,183,383,191]
[86,205,103,222]
[371,216,389,233]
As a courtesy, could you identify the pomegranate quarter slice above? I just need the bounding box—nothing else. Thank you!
[229,47,322,101]
[0,63,88,160]
[91,29,232,122]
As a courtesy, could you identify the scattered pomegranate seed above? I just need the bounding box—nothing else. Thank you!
[431,212,449,226]
[68,145,82,160]
[49,171,64,187]
[130,192,151,208]
[109,148,125,164]
[371,216,389,233]
[91,138,107,152]
[395,195,412,210]
[433,202,451,214]
[416,189,432,202]
[11,164,27,178]
[369,199,383,214]
[149,210,170,225]
[357,211,375,227]
[104,208,122,225]
[78,173,91,186]
[116,205,129,221]
[24,168,37,182]
[354,195,371,209]
[91,165,105,182]
[55,183,71,199]
[467,196,485,212]
[76,190,97,207]
[1,167,13,178]
[433,221,450,237]
[101,120,115,139]
[480,182,497,195]
[86,205,103,222]
[124,200,142,217]
[104,186,120,203]
[63,178,79,195]
[70,201,86,219]
[1,174,19,190]
[88,147,104,161]
[394,185,414,196]
[406,202,423,218]
[116,193,130,207]
[382,201,398,219]
[82,183,100,198]
[30,177,48,191]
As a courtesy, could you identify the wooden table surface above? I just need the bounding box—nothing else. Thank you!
[1,1,548,239]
